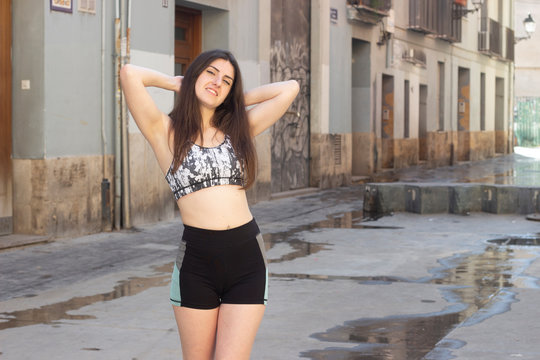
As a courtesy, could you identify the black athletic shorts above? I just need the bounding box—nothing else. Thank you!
[170,218,268,309]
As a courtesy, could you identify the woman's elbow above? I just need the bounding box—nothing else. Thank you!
[119,64,134,83]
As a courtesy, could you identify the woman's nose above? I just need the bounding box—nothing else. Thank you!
[212,76,222,86]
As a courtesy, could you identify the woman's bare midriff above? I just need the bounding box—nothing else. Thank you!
[176,185,253,230]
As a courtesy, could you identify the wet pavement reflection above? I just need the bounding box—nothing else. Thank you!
[263,211,402,264]
[371,152,540,186]
[301,243,540,360]
[0,211,397,331]
[2,208,540,360]
[0,263,172,330]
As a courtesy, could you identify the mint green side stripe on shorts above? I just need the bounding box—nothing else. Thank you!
[170,262,182,306]
[256,233,269,305]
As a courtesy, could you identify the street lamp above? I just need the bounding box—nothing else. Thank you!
[454,0,484,19]
[515,13,536,43]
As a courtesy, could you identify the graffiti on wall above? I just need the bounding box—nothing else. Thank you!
[270,0,310,193]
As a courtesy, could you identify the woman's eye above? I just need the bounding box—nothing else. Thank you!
[207,70,215,75]
[224,80,231,86]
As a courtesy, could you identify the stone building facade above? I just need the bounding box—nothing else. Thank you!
[0,0,515,239]
[514,0,540,147]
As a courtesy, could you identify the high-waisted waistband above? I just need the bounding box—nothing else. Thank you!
[181,218,260,247]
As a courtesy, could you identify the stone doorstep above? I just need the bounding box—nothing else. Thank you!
[364,183,540,215]
[0,234,51,251]
[351,175,372,184]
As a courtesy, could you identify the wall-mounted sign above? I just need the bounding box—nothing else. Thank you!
[330,8,338,24]
[78,0,96,14]
[50,0,72,13]
[458,101,466,114]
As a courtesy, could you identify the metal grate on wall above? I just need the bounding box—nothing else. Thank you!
[334,134,342,166]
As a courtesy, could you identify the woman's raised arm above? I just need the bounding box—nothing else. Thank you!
[120,64,182,146]
[245,80,299,137]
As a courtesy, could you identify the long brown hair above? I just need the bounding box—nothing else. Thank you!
[168,49,256,189]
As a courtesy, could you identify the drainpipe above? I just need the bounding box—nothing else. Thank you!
[121,0,132,229]
[101,0,112,231]
[101,0,107,177]
[114,0,122,230]
[449,43,455,165]
[508,49,515,153]
[113,0,132,230]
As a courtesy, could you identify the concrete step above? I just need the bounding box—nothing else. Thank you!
[364,182,540,216]
[0,234,51,251]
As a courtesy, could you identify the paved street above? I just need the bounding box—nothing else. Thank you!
[1,151,540,359]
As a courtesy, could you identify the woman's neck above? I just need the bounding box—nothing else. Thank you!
[200,106,215,130]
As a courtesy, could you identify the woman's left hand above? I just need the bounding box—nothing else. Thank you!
[173,76,183,93]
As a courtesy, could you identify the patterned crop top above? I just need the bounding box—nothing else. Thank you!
[165,135,245,200]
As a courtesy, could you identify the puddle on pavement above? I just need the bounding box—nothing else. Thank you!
[263,210,401,264]
[487,234,540,246]
[369,154,540,186]
[0,263,173,330]
[269,273,409,284]
[301,242,540,360]
[5,205,538,360]
[0,210,399,332]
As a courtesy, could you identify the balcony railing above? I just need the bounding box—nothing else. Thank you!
[479,17,502,57]
[347,0,392,25]
[409,0,437,34]
[348,0,392,12]
[408,0,462,43]
[437,1,462,42]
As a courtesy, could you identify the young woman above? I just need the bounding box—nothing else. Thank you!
[120,49,299,359]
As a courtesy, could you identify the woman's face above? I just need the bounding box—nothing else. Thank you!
[195,58,235,110]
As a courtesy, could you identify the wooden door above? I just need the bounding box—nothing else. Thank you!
[175,6,201,76]
[270,0,311,193]
[0,0,12,235]
[419,84,428,161]
[457,67,470,161]
[381,75,394,169]
[495,77,505,153]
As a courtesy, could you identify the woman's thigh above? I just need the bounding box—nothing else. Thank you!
[214,304,266,360]
[173,305,219,360]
